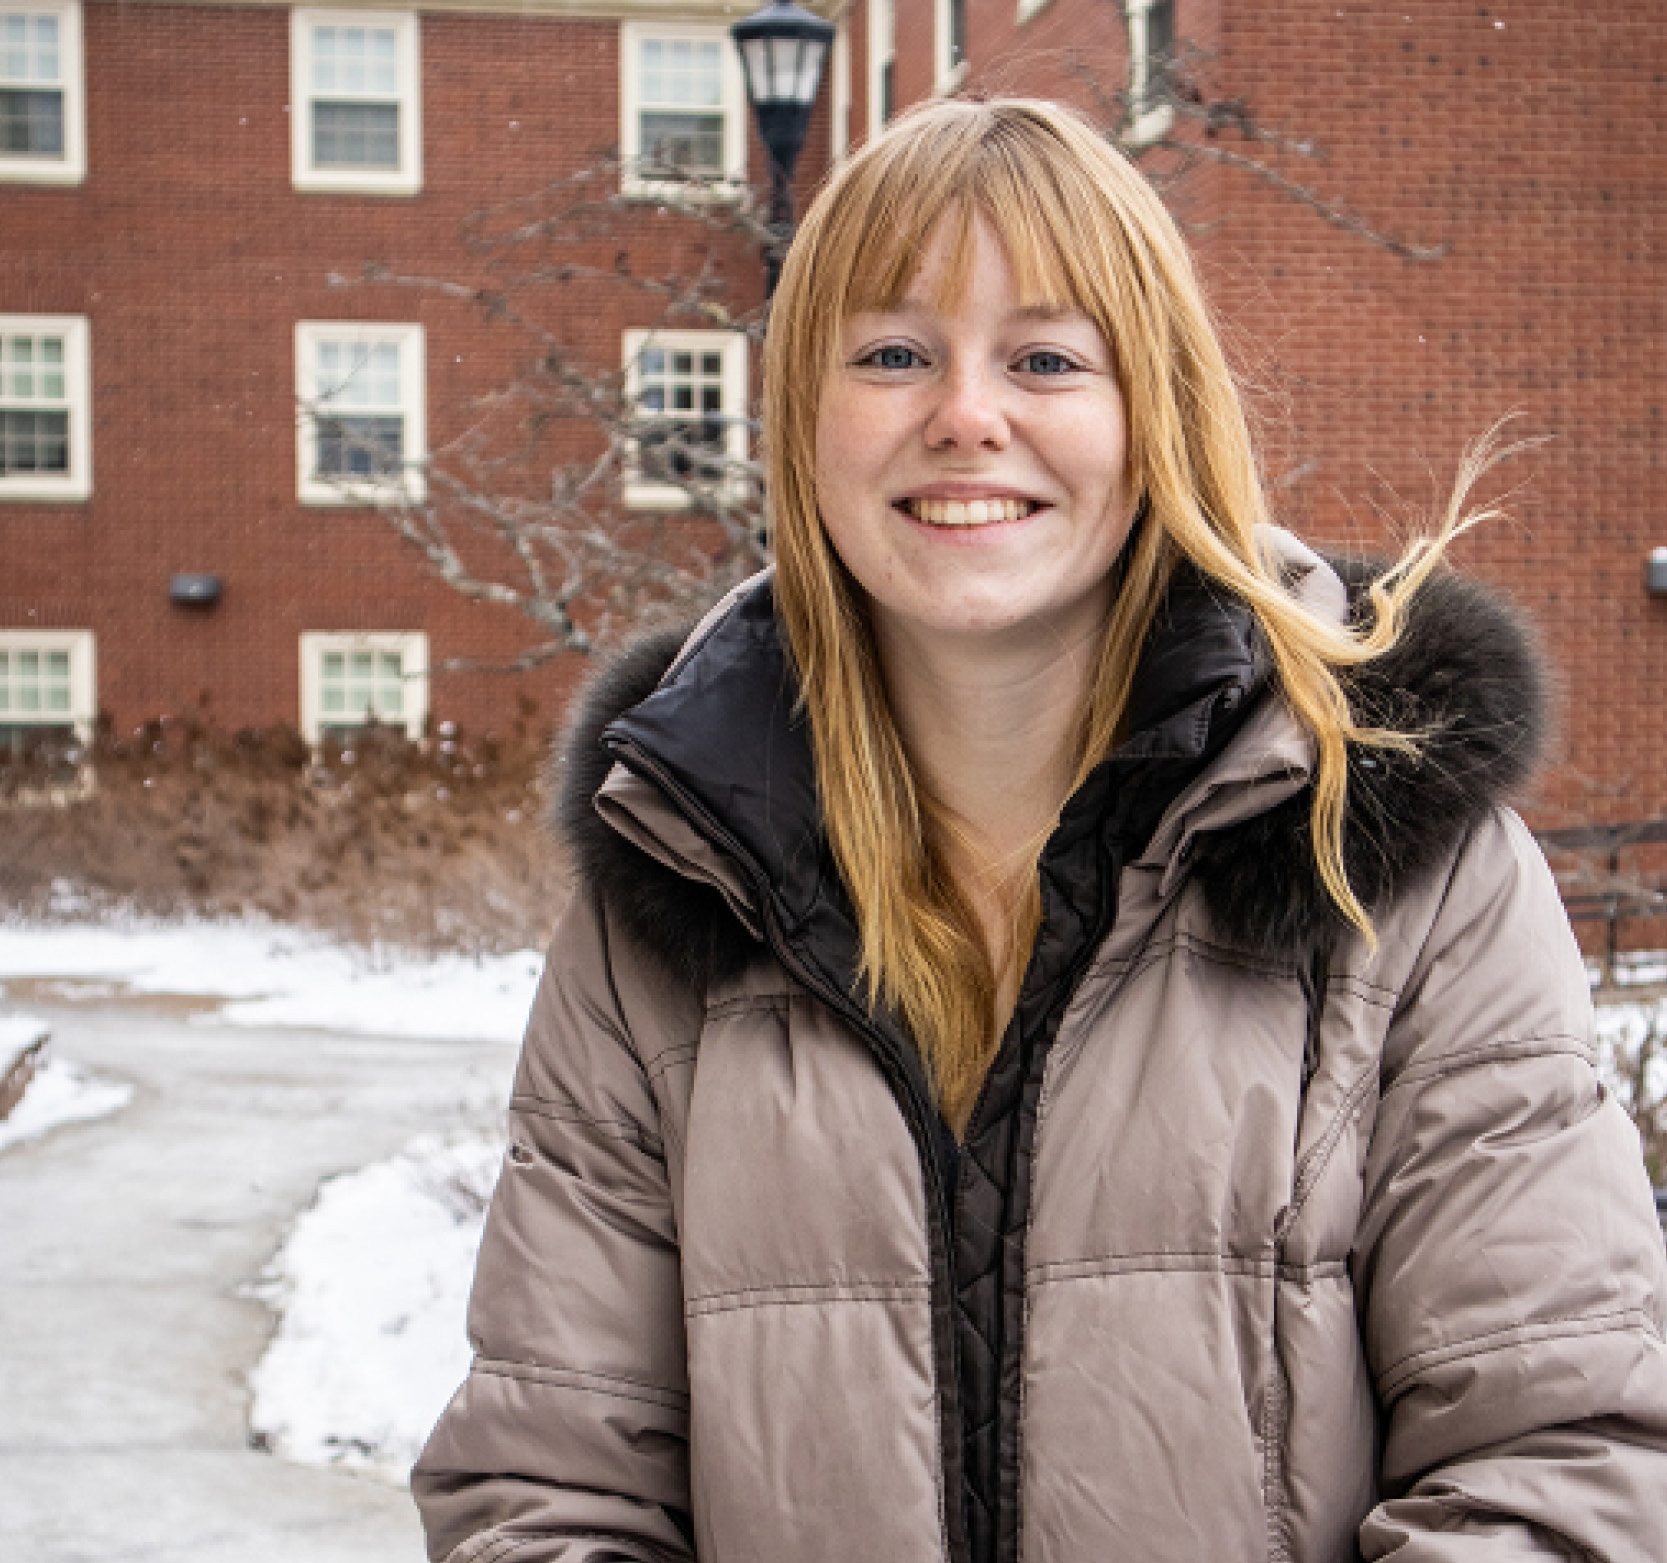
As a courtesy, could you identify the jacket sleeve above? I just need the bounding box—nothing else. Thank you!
[412,889,697,1563]
[1353,809,1667,1560]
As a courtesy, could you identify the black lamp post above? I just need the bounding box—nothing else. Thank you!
[731,0,835,295]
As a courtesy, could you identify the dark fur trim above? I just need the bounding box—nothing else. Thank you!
[551,627,758,990]
[1190,563,1550,960]
[558,563,1551,984]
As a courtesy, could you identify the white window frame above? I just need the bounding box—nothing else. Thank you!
[1016,0,1054,25]
[619,21,747,199]
[830,17,850,163]
[621,328,748,511]
[299,630,428,743]
[1126,0,1175,144]
[933,0,966,94]
[866,0,893,141]
[294,321,426,507]
[0,0,84,184]
[290,9,421,196]
[0,628,95,742]
[0,313,90,502]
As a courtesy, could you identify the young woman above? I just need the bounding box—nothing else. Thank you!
[414,99,1667,1562]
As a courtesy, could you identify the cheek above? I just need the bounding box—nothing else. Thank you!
[815,386,879,481]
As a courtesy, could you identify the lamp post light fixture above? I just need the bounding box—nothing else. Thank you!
[731,0,835,295]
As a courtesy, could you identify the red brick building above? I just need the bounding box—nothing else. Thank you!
[3,1,1662,854]
[0,0,841,749]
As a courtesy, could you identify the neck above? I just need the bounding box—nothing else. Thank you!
[872,611,1106,899]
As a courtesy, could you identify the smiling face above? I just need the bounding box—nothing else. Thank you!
[813,210,1136,660]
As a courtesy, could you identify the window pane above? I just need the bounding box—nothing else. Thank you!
[46,650,67,674]
[640,36,722,111]
[312,24,400,96]
[378,652,401,679]
[321,651,344,678]
[381,683,403,715]
[45,682,68,712]
[0,86,62,154]
[0,410,70,474]
[315,414,404,480]
[322,687,345,713]
[2,11,57,84]
[701,353,721,377]
[350,652,374,677]
[639,111,723,177]
[313,101,400,170]
[641,348,665,376]
[316,341,399,410]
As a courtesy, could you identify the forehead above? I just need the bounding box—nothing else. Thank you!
[841,197,1084,323]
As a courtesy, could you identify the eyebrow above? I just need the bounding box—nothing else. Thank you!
[857,300,1087,323]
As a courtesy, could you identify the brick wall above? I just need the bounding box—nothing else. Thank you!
[0,0,801,745]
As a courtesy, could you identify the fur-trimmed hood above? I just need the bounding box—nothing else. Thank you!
[553,551,1548,986]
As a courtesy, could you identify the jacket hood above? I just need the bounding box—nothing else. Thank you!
[553,548,1549,984]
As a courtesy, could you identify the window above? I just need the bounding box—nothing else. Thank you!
[933,0,966,92]
[290,9,421,195]
[619,22,746,195]
[0,629,95,750]
[299,631,428,743]
[830,19,850,163]
[0,314,90,501]
[1127,0,1175,143]
[0,1,83,184]
[622,329,748,510]
[866,0,894,140]
[294,321,425,505]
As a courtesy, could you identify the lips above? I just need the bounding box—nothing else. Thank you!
[898,496,1042,527]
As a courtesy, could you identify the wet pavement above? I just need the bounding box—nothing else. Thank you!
[0,997,515,1561]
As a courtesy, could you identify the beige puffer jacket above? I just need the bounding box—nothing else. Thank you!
[414,543,1667,1563]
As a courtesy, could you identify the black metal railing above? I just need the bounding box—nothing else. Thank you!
[1536,819,1667,980]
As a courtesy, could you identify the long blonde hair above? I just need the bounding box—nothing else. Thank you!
[766,98,1498,1131]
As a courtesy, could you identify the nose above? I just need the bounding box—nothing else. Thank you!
[923,362,1010,453]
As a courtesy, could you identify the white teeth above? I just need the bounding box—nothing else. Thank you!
[905,497,1036,526]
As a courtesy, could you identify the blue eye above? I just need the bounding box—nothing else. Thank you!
[860,343,923,371]
[1016,350,1077,375]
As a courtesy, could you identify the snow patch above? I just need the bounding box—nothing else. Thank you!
[0,920,541,1044]
[0,1010,50,1078]
[1595,995,1667,1109]
[0,1051,135,1154]
[248,1133,504,1482]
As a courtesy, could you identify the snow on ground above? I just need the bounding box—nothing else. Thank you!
[1594,993,1667,1105]
[0,920,541,1044]
[247,1133,504,1482]
[1,1010,50,1078]
[0,1013,135,1154]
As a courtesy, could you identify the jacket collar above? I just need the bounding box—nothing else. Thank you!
[555,530,1548,982]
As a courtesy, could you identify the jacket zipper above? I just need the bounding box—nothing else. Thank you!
[606,737,969,1563]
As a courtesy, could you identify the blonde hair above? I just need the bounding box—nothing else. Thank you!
[766,98,1496,1131]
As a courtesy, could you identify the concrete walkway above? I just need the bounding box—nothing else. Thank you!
[0,994,516,1562]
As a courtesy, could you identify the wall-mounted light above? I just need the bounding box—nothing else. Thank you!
[170,573,222,608]
[1648,548,1667,598]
